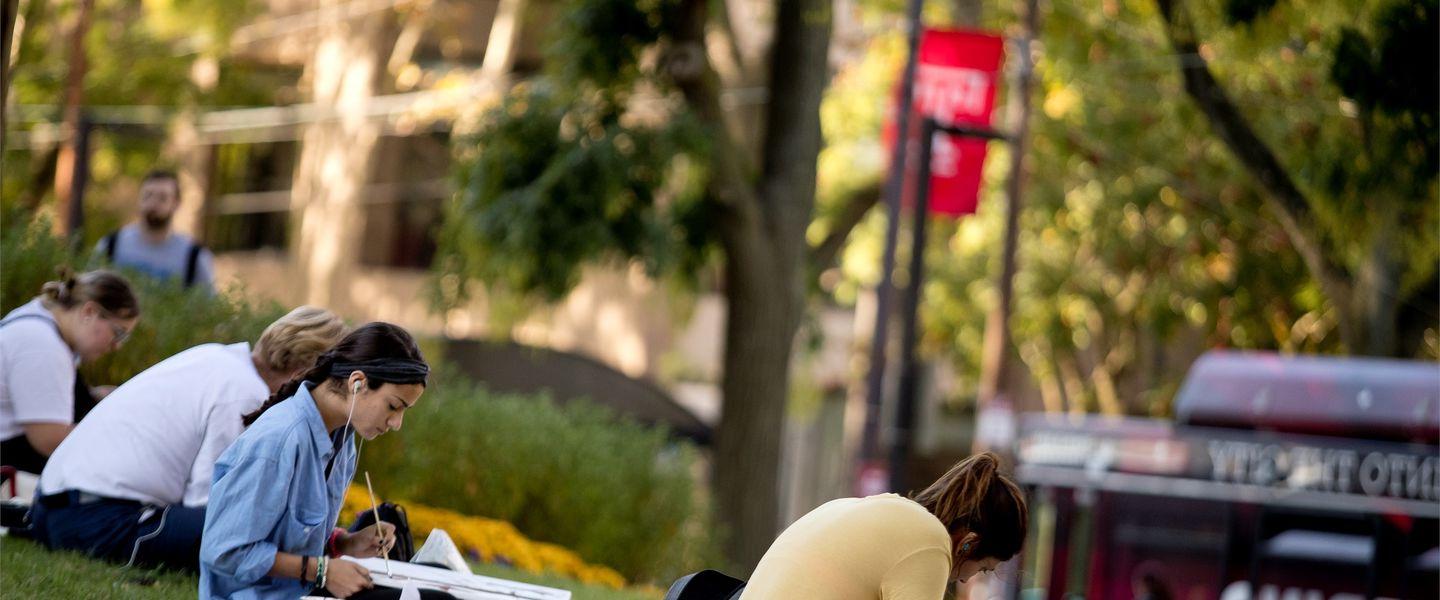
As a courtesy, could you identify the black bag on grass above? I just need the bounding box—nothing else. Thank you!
[664,570,746,600]
[349,502,416,562]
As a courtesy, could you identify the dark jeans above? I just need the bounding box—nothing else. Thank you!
[30,490,207,572]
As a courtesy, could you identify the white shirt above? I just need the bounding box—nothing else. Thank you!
[39,342,269,506]
[0,299,80,440]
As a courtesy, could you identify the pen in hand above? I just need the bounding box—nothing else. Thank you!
[364,471,392,577]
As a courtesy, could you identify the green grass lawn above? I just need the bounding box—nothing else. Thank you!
[0,537,658,599]
[468,563,661,600]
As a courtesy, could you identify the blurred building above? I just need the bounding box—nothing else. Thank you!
[147,0,897,522]
[165,0,726,380]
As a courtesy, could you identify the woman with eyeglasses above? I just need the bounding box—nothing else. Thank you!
[0,269,139,474]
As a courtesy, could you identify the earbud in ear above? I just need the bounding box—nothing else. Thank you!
[352,381,363,394]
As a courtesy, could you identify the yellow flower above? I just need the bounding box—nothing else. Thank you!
[342,486,628,589]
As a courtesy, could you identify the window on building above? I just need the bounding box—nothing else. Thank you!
[205,141,296,253]
[358,132,451,269]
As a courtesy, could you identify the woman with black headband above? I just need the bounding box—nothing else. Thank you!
[199,322,448,599]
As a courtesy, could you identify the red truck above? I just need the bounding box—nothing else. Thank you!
[1011,351,1439,599]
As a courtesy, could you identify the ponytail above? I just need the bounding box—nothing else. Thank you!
[913,451,1028,562]
[915,452,999,527]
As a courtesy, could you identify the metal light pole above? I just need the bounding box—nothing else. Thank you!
[861,0,1037,492]
[857,0,928,495]
[889,119,1008,493]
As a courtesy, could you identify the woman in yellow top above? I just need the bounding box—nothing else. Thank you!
[741,452,1028,599]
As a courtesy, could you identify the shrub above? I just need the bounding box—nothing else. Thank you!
[0,208,85,314]
[1,207,286,384]
[360,378,718,584]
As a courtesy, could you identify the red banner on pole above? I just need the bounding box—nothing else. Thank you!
[885,29,1005,216]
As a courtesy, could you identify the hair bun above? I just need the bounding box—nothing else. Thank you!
[41,279,74,304]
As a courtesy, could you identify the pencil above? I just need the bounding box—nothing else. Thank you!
[364,471,392,576]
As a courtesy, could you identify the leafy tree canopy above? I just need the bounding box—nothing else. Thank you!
[435,0,714,309]
[832,0,1436,415]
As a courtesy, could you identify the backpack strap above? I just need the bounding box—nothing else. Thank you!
[183,242,203,288]
[103,232,119,262]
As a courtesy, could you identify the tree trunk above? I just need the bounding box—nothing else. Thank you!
[1027,343,1064,413]
[1057,353,1087,414]
[479,0,524,80]
[975,0,1038,428]
[163,113,212,239]
[1357,204,1401,355]
[809,183,880,274]
[290,2,396,309]
[19,145,57,211]
[2,0,16,150]
[714,244,801,572]
[700,0,831,573]
[952,0,982,27]
[52,0,91,237]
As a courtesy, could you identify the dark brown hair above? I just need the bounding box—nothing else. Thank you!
[912,451,1028,562]
[40,269,140,319]
[142,169,180,196]
[242,322,427,426]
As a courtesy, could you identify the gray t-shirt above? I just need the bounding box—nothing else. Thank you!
[95,223,215,292]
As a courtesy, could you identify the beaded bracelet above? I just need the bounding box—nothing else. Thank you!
[316,556,328,589]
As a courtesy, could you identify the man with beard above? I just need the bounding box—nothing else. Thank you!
[95,170,215,292]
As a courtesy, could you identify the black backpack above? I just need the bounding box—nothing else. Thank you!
[348,502,417,562]
[102,231,205,288]
[664,570,747,600]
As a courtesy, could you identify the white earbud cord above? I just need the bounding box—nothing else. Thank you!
[323,383,365,527]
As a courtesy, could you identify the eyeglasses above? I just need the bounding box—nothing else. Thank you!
[108,320,131,346]
[98,311,132,346]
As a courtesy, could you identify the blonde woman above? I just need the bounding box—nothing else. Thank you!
[741,452,1029,599]
[0,270,139,475]
[33,306,347,572]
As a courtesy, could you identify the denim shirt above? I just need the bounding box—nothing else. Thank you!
[199,383,357,599]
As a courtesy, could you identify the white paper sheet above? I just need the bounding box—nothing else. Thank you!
[340,557,572,600]
[411,529,472,575]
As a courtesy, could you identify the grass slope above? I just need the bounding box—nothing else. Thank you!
[0,537,658,599]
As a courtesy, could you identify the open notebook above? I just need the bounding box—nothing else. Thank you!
[302,530,572,600]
